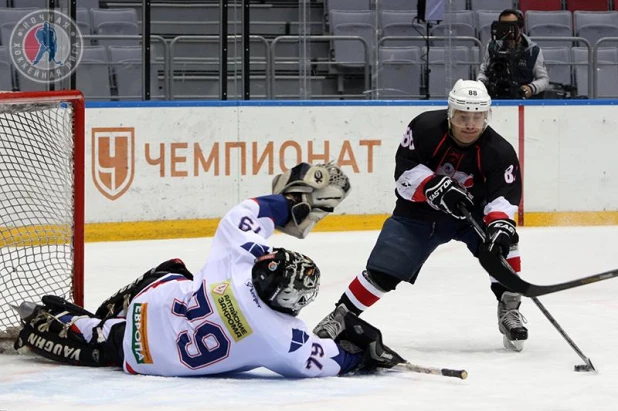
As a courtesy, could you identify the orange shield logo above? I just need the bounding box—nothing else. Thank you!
[92,127,135,201]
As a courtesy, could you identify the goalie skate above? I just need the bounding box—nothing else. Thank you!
[498,292,528,352]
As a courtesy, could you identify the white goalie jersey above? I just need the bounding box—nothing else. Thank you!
[122,195,360,377]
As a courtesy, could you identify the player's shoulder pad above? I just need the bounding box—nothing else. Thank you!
[412,109,448,133]
[401,109,448,154]
[478,127,520,170]
[481,126,518,155]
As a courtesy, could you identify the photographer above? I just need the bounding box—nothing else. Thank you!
[477,9,549,99]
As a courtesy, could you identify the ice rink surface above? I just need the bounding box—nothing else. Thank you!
[2,225,618,411]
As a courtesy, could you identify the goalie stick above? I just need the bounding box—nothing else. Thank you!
[394,362,468,379]
[336,305,468,379]
[458,206,618,297]
[460,206,596,372]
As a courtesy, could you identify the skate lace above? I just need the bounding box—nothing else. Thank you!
[35,310,77,338]
[313,313,343,339]
[500,309,528,329]
[34,311,54,333]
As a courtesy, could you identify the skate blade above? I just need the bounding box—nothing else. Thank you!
[503,336,525,352]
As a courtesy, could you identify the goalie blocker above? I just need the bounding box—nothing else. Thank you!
[319,304,406,371]
[272,162,351,239]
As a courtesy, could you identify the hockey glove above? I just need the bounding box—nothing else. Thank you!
[485,218,519,258]
[424,175,474,219]
[272,162,351,239]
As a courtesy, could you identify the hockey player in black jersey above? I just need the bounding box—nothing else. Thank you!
[314,79,528,352]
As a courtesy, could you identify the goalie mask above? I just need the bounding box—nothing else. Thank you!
[251,248,320,316]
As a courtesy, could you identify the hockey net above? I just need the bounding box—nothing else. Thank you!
[0,91,84,352]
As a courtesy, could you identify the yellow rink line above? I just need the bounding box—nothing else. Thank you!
[2,212,617,245]
[84,211,618,243]
[524,212,618,227]
[84,214,391,242]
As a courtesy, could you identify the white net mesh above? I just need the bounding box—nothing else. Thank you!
[0,99,77,335]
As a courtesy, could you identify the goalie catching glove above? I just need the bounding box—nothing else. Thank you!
[272,162,351,238]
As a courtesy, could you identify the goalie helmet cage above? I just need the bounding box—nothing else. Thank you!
[0,90,85,337]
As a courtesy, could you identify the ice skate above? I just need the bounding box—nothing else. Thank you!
[498,292,528,352]
[10,301,41,323]
[313,304,349,339]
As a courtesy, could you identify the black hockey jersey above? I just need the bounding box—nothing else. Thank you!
[393,109,522,224]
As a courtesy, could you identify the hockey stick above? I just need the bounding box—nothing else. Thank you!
[458,206,618,297]
[394,362,468,379]
[529,297,595,372]
[460,206,596,372]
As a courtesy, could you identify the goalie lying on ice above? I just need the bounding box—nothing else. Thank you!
[13,162,404,378]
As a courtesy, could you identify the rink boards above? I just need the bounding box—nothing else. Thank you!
[83,100,618,241]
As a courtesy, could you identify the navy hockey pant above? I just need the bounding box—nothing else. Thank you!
[366,214,482,284]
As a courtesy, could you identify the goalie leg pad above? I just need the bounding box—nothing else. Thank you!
[15,323,105,366]
[14,297,127,366]
[95,258,193,319]
[41,295,96,318]
[13,301,121,366]
[15,322,126,367]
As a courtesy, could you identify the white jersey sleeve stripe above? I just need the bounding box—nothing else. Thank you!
[483,195,518,222]
[396,165,434,201]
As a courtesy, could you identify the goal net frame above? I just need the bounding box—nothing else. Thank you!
[0,90,85,344]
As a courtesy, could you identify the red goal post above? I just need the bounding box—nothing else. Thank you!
[0,90,84,338]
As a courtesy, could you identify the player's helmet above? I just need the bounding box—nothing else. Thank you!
[447,79,492,130]
[251,248,320,316]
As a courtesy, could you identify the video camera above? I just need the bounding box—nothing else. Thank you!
[484,21,525,99]
[492,21,519,42]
